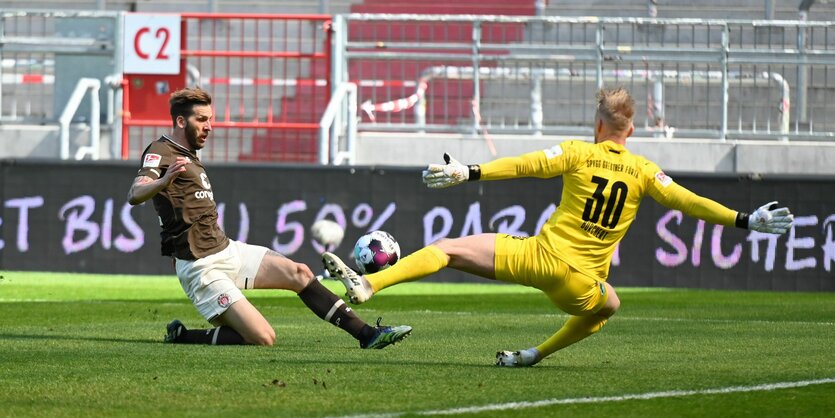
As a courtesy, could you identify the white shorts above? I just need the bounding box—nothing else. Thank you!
[175,240,270,321]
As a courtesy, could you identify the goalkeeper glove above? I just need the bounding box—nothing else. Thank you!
[739,201,794,234]
[421,153,481,189]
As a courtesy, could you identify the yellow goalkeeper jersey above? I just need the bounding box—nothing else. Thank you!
[479,140,740,280]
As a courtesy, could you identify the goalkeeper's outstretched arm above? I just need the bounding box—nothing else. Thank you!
[649,181,794,235]
[421,153,480,189]
[421,151,561,188]
[738,201,795,234]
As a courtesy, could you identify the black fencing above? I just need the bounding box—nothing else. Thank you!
[0,159,832,291]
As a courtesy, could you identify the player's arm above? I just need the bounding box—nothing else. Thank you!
[127,156,190,205]
[647,174,793,234]
[422,145,571,188]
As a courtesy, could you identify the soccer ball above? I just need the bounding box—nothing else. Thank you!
[353,230,400,274]
[310,219,345,250]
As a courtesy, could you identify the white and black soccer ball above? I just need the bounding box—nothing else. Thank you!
[353,230,400,274]
[310,219,345,251]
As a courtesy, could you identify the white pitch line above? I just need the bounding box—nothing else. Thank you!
[331,378,835,418]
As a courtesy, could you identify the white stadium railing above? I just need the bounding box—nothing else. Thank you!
[2,11,835,163]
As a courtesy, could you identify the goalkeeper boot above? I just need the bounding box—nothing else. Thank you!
[495,348,541,367]
[361,318,412,349]
[322,252,374,304]
[164,319,186,343]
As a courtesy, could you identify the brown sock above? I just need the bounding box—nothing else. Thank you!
[297,280,376,343]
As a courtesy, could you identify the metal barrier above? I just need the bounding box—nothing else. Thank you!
[338,14,835,141]
[59,78,101,160]
[0,11,120,125]
[319,81,357,165]
[402,66,791,139]
[4,12,835,165]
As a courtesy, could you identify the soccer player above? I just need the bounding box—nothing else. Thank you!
[127,87,411,348]
[322,87,794,366]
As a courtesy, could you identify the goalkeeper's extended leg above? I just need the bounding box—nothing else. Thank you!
[537,314,609,356]
[368,245,449,291]
[496,314,609,367]
[322,252,375,304]
[497,282,620,367]
[324,245,449,303]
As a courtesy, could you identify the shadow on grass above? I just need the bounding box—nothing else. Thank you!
[290,357,581,370]
[0,332,576,369]
[0,332,161,344]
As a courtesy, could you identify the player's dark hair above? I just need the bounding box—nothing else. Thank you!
[595,87,635,133]
[169,87,212,127]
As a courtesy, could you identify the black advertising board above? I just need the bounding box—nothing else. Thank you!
[0,160,832,291]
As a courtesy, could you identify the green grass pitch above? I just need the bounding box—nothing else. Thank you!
[0,271,833,417]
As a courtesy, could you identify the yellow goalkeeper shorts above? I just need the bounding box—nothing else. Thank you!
[493,233,608,316]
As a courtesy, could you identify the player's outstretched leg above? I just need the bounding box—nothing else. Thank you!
[361,317,412,349]
[495,348,541,367]
[322,252,374,304]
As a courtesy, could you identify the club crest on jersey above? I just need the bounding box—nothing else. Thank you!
[143,153,162,168]
[543,144,564,159]
[655,171,673,187]
[217,293,231,308]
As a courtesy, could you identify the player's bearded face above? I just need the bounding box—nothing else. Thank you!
[185,105,213,150]
[185,119,204,150]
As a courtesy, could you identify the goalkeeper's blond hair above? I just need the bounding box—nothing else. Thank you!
[595,87,635,133]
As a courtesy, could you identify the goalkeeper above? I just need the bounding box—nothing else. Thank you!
[323,87,794,366]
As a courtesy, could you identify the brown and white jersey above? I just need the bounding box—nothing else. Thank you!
[136,135,229,259]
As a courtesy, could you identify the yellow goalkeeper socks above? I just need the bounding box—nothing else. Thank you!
[367,245,449,292]
[535,314,608,358]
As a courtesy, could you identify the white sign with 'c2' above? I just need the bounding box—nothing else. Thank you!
[123,13,181,75]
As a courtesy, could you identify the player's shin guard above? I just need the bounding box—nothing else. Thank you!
[367,244,448,292]
[535,315,608,358]
[297,280,375,343]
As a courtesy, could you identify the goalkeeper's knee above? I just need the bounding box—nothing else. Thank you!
[596,282,620,318]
